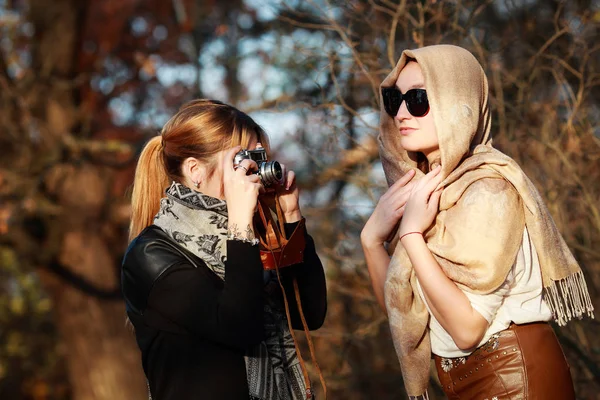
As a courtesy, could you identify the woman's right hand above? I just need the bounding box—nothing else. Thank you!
[361,169,416,248]
[222,146,263,237]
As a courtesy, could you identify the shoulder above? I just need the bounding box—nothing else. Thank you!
[121,226,202,315]
[443,175,523,228]
[123,225,190,271]
[459,176,520,208]
[448,176,525,235]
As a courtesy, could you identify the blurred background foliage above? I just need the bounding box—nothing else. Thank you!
[0,0,599,398]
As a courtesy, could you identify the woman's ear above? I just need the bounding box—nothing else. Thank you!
[182,157,206,188]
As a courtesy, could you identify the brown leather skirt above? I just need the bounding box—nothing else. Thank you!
[433,322,575,399]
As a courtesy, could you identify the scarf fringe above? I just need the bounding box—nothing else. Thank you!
[409,392,429,400]
[543,270,595,326]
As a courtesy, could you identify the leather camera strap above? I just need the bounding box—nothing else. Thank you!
[273,264,313,398]
[272,257,327,400]
[292,277,327,399]
[258,196,327,400]
[265,195,326,399]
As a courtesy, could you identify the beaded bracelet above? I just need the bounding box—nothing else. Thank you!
[226,233,259,246]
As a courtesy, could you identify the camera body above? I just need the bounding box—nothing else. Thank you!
[233,148,284,187]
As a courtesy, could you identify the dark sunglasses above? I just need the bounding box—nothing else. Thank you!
[381,87,429,117]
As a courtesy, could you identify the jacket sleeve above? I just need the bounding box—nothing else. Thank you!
[146,240,265,350]
[278,221,328,331]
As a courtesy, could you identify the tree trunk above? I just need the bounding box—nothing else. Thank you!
[28,0,147,398]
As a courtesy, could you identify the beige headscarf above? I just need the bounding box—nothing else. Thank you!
[378,44,595,398]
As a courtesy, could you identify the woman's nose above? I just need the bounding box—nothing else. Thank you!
[395,100,410,120]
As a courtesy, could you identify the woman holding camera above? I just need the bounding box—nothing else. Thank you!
[361,45,593,399]
[121,99,327,400]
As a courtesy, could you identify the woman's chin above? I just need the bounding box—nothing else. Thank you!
[400,138,438,155]
[399,138,422,152]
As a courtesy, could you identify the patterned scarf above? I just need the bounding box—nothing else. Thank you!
[153,182,308,400]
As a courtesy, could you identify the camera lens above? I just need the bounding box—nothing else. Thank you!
[259,161,283,186]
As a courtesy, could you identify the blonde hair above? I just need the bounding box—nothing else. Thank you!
[128,99,270,241]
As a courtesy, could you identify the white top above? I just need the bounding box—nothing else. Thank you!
[417,227,553,358]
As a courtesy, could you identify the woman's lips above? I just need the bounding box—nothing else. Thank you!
[399,127,416,135]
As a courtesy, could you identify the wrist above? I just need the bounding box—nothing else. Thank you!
[227,217,254,232]
[399,231,423,242]
[398,223,421,238]
[227,219,258,245]
[283,210,302,223]
[360,231,385,250]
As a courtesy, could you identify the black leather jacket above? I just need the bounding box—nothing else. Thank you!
[123,225,221,317]
[121,224,327,400]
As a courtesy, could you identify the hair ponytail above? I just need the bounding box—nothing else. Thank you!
[129,135,170,241]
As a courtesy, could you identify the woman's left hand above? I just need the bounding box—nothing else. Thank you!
[276,167,302,223]
[399,166,444,236]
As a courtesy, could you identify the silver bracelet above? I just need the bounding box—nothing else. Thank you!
[226,233,259,246]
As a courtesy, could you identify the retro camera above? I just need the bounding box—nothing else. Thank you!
[233,148,284,187]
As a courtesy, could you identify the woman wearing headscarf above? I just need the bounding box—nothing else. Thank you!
[361,45,594,399]
[121,99,327,400]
